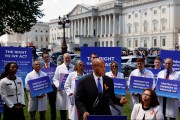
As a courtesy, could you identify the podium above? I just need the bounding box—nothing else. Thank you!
[87,115,127,120]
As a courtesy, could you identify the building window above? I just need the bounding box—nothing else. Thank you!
[46,30,48,33]
[128,15,131,19]
[102,41,104,47]
[41,37,43,41]
[41,30,43,32]
[36,37,38,41]
[154,39,157,46]
[128,38,131,47]
[127,24,132,34]
[135,39,138,47]
[144,39,147,47]
[135,13,138,18]
[117,41,120,47]
[144,12,147,16]
[161,36,166,46]
[154,10,157,15]
[143,21,148,32]
[134,23,139,33]
[110,41,113,47]
[46,37,48,41]
[106,41,108,47]
[162,8,166,14]
[152,20,158,31]
[161,19,167,31]
[35,30,38,32]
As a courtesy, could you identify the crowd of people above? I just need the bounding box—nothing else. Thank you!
[0,50,180,120]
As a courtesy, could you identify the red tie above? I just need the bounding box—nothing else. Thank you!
[45,63,49,68]
[166,71,169,79]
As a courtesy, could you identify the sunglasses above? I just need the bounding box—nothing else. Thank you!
[79,64,84,67]
[111,65,118,68]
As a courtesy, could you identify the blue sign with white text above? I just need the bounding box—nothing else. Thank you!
[0,46,32,86]
[156,78,180,99]
[129,76,153,94]
[113,78,126,95]
[81,47,121,74]
[60,73,69,90]
[160,50,180,71]
[28,76,53,97]
[41,67,56,83]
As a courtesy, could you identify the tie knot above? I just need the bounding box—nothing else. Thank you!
[45,63,48,68]
[166,71,169,74]
[98,78,101,81]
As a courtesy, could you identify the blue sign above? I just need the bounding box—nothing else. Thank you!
[0,46,32,86]
[28,76,53,97]
[113,78,126,95]
[87,115,127,120]
[0,96,4,113]
[156,78,180,99]
[129,76,153,94]
[41,67,56,83]
[84,65,93,74]
[160,50,180,71]
[81,47,121,74]
[59,73,69,90]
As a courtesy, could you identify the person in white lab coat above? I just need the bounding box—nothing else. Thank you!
[131,88,164,120]
[157,58,180,120]
[25,60,48,120]
[128,58,154,110]
[105,61,124,115]
[53,53,74,120]
[64,60,86,120]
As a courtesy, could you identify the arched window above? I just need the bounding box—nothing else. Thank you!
[143,21,148,32]
[152,20,158,31]
[134,22,139,33]
[161,19,167,31]
[127,23,132,34]
[110,41,113,47]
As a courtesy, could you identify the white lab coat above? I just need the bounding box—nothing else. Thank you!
[105,71,124,115]
[131,103,164,120]
[25,70,48,111]
[0,77,25,108]
[64,71,85,120]
[157,69,180,118]
[128,68,154,110]
[53,63,74,110]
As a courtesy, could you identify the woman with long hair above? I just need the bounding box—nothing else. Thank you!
[0,62,25,120]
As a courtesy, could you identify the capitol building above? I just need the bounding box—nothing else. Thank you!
[50,0,180,50]
[4,0,180,51]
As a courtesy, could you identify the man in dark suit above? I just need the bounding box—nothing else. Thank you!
[41,51,57,120]
[75,58,127,120]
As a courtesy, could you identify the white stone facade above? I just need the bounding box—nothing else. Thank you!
[7,22,49,49]
[68,0,180,50]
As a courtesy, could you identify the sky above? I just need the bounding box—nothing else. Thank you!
[39,0,99,22]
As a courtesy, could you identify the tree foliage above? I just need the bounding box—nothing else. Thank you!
[0,0,44,36]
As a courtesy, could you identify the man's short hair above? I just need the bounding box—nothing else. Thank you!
[136,58,145,63]
[154,57,162,63]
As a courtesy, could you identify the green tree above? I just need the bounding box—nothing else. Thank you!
[0,0,44,36]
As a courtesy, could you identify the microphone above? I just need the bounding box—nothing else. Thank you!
[91,93,103,113]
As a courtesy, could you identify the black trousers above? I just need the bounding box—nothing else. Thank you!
[3,104,25,120]
[47,85,57,120]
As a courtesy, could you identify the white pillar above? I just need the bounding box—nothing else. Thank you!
[74,20,77,36]
[84,18,86,36]
[97,17,99,37]
[88,17,90,35]
[109,14,112,36]
[91,17,94,36]
[105,15,107,36]
[113,14,116,36]
[78,19,80,35]
[101,16,103,37]
[81,19,83,35]
[119,14,121,34]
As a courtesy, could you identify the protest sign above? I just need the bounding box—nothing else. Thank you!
[28,76,53,97]
[129,76,153,94]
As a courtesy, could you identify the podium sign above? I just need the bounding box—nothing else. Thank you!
[87,115,127,120]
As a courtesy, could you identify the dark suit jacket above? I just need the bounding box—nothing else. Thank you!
[75,73,122,119]
[40,62,57,68]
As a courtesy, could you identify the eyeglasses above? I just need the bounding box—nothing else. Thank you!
[137,62,143,65]
[142,93,151,97]
[79,64,84,67]
[165,63,171,65]
[92,57,97,59]
[111,65,118,68]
